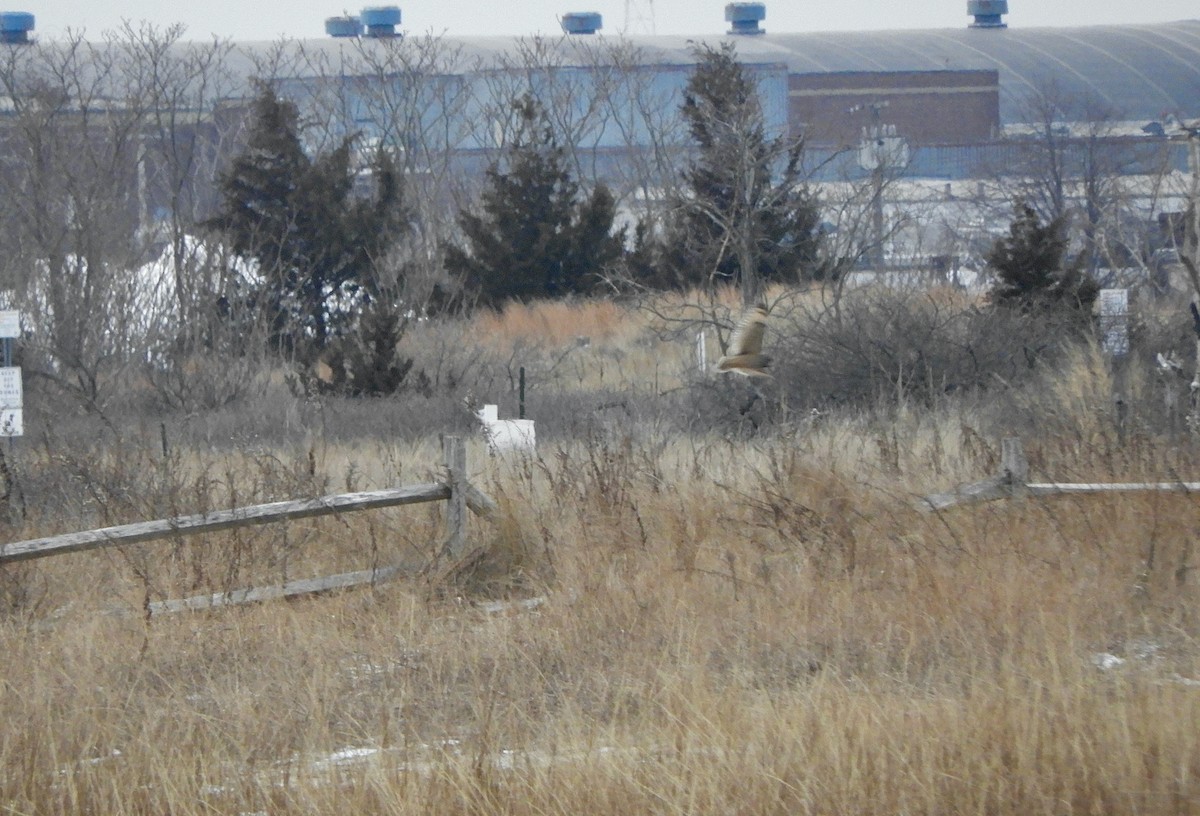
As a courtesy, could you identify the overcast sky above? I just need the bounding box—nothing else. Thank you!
[18,0,1200,42]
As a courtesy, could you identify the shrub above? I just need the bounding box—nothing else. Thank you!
[681,286,1094,434]
[987,201,1099,319]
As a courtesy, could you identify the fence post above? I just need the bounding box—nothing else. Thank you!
[519,367,526,419]
[441,435,468,560]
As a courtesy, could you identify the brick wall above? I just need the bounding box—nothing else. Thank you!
[789,69,1000,147]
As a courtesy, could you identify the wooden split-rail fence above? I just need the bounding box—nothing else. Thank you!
[0,436,496,616]
[921,437,1200,511]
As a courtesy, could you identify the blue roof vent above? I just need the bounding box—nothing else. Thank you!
[968,0,1008,28]
[561,11,602,34]
[725,2,765,35]
[325,15,361,37]
[0,12,34,44]
[360,5,400,37]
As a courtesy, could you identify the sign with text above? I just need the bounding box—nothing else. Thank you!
[0,367,20,409]
[0,365,21,436]
[1099,288,1129,357]
[0,366,21,410]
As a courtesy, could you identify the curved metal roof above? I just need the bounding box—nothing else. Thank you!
[730,22,1200,123]
[231,19,1200,125]
[606,21,1200,123]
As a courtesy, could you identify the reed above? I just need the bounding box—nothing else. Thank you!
[2,295,1198,814]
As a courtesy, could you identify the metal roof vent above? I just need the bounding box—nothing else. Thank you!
[325,15,361,37]
[968,0,1008,28]
[360,5,401,37]
[725,2,765,34]
[0,12,34,44]
[561,11,602,34]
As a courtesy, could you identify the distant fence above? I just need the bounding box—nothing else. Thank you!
[921,437,1200,511]
[0,436,496,615]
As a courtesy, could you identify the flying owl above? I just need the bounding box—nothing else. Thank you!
[717,304,771,378]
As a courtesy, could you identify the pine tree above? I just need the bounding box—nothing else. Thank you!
[207,86,408,353]
[444,96,625,307]
[987,201,1099,314]
[652,42,822,303]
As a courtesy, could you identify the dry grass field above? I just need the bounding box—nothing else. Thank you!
[3,293,1200,814]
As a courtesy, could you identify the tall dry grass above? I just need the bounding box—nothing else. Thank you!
[2,298,1200,814]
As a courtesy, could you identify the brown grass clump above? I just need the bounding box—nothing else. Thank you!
[472,298,634,350]
[3,298,1200,814]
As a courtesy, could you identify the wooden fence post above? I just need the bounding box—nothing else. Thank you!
[920,436,1030,511]
[922,433,1200,509]
[0,434,501,613]
[441,435,468,561]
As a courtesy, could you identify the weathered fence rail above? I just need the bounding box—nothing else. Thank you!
[0,436,497,613]
[147,566,407,616]
[922,437,1200,511]
[0,483,451,563]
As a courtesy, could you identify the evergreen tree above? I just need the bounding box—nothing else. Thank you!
[207,86,408,353]
[444,96,625,307]
[987,201,1099,314]
[651,42,822,303]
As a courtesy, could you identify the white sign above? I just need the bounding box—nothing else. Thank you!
[0,367,21,409]
[0,408,22,437]
[1099,288,1128,314]
[0,310,19,339]
[1099,288,1129,357]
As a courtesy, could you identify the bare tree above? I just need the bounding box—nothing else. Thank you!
[975,80,1165,278]
[583,39,692,210]
[284,33,478,313]
[117,23,236,310]
[0,32,155,411]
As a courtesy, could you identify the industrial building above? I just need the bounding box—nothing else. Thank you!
[0,0,1197,278]
[2,1,1198,178]
[256,0,1200,180]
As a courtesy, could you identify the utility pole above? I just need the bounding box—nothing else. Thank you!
[851,101,908,270]
[1164,116,1200,425]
